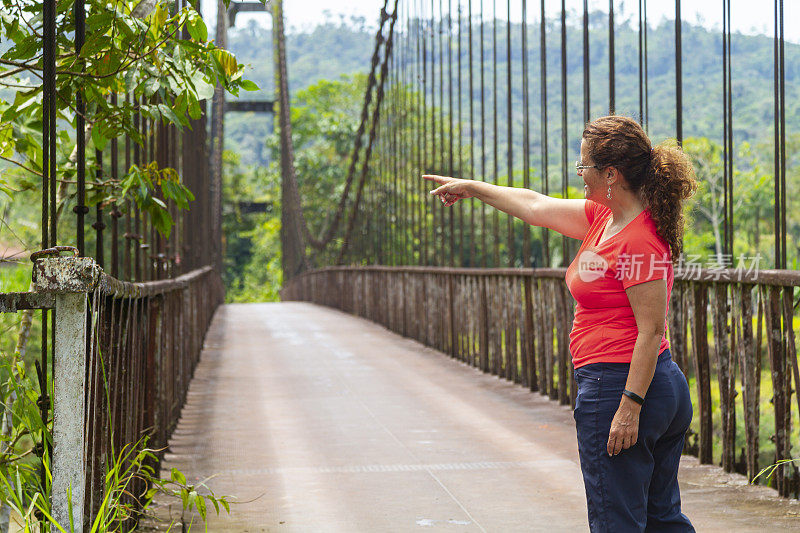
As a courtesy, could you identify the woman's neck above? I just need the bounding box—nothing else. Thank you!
[605,192,645,229]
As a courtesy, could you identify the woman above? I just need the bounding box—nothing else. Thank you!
[424,115,697,532]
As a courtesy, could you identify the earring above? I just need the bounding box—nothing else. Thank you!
[607,186,612,200]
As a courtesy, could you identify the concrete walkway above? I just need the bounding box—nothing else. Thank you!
[146,302,800,532]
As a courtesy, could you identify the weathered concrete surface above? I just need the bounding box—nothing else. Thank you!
[144,302,800,532]
[52,292,87,532]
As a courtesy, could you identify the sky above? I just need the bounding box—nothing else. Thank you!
[200,0,800,44]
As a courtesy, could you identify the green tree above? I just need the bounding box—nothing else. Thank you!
[683,137,773,265]
[0,0,256,237]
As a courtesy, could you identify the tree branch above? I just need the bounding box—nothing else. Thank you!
[0,155,42,177]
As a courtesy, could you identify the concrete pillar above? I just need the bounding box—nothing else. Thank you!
[52,292,87,532]
[32,256,99,532]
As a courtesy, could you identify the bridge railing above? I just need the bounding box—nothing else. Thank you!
[282,265,800,498]
[1,254,223,530]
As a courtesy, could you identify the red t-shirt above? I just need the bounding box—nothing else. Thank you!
[565,200,673,368]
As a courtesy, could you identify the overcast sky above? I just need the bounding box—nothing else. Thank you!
[200,0,799,44]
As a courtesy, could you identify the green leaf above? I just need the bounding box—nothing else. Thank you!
[171,467,186,486]
[173,92,188,117]
[91,124,109,152]
[97,50,122,77]
[157,103,181,127]
[188,98,202,120]
[124,66,139,93]
[196,495,207,520]
[0,124,15,158]
[151,4,168,33]
[193,78,214,101]
[6,35,38,61]
[86,10,115,31]
[143,77,161,97]
[211,49,238,76]
[80,34,112,58]
[187,15,208,41]
[186,490,198,510]
[240,79,259,91]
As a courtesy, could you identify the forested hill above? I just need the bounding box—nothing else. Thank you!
[225,13,800,167]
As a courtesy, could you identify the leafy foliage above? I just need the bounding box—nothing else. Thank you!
[222,150,282,302]
[0,0,258,240]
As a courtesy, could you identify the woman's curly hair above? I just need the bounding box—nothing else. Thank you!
[582,116,698,263]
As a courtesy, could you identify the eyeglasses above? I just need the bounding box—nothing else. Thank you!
[575,160,600,175]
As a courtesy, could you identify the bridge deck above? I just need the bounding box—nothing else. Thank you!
[149,302,799,532]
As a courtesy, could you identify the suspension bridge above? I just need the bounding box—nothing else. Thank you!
[0,0,798,531]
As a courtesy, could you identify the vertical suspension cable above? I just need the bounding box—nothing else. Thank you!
[506,0,514,266]
[468,0,476,265]
[94,150,105,266]
[638,0,644,124]
[560,0,568,266]
[779,0,786,270]
[373,99,380,263]
[448,0,456,266]
[540,0,549,266]
[609,0,615,114]
[416,0,423,264]
[522,0,531,267]
[722,0,732,259]
[401,0,407,265]
[423,0,430,265]
[675,0,682,144]
[75,0,87,255]
[134,99,142,280]
[396,17,402,266]
[110,93,120,278]
[479,0,486,266]
[389,44,395,265]
[410,2,416,265]
[726,0,733,261]
[583,0,590,124]
[643,0,648,131]
[774,0,786,269]
[404,6,409,265]
[439,0,446,266]
[430,0,438,265]
[41,0,57,505]
[124,96,132,279]
[492,0,499,267]
[406,1,412,264]
[457,1,464,265]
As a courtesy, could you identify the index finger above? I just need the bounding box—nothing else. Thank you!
[422,174,451,184]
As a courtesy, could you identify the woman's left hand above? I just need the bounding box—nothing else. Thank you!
[607,398,642,456]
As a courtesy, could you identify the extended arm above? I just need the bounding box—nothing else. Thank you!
[423,175,590,241]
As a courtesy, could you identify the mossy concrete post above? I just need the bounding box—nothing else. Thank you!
[33,256,100,532]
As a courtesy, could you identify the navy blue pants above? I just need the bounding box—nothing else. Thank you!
[573,348,695,532]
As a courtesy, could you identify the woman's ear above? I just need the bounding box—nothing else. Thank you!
[606,167,619,186]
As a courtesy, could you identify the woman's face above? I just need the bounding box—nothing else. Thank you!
[579,139,605,202]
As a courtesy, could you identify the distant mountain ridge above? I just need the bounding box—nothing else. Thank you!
[224,14,800,168]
